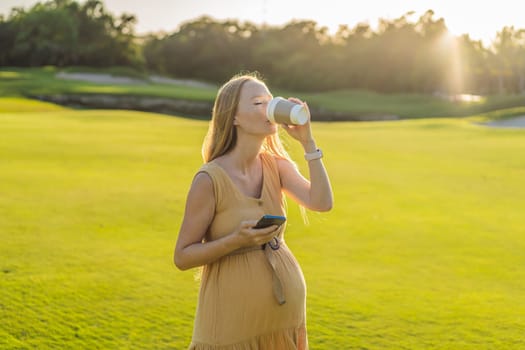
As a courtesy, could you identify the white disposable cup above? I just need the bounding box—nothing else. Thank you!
[266,97,309,125]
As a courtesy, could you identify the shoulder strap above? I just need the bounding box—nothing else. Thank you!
[260,153,285,211]
[261,152,282,188]
[195,162,224,210]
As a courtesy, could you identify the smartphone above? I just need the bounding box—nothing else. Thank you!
[253,214,286,229]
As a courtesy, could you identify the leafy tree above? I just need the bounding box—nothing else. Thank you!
[2,1,525,95]
[7,2,77,66]
[0,0,142,68]
[492,26,525,93]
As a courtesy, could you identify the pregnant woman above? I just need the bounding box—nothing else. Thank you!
[174,72,333,349]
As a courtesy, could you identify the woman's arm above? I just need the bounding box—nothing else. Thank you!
[279,100,333,212]
[174,172,281,270]
[277,143,333,212]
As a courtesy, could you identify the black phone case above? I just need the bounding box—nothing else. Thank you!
[253,215,286,229]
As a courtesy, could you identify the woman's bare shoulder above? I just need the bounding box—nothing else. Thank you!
[275,156,296,172]
[191,169,214,195]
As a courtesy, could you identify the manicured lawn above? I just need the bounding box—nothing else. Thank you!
[0,67,217,101]
[1,98,524,349]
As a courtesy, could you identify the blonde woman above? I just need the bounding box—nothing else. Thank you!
[174,73,333,349]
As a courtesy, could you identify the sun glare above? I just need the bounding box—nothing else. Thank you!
[436,30,464,94]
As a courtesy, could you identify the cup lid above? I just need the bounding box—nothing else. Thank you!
[291,105,309,125]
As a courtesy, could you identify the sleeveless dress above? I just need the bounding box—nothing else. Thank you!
[188,152,308,349]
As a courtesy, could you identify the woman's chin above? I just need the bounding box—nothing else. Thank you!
[267,123,278,135]
[253,121,277,136]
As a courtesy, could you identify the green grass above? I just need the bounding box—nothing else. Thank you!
[1,98,525,349]
[2,66,525,119]
[0,97,67,113]
[0,67,217,101]
[298,89,525,119]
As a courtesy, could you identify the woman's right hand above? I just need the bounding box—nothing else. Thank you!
[234,220,280,248]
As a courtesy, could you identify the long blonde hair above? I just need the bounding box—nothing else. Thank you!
[201,73,308,223]
[202,73,292,163]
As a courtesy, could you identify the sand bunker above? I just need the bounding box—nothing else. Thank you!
[56,72,216,88]
[484,116,525,128]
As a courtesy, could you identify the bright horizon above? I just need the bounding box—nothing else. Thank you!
[1,0,523,45]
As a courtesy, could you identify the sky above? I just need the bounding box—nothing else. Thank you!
[1,0,523,45]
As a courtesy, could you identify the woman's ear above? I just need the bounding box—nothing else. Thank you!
[233,117,239,126]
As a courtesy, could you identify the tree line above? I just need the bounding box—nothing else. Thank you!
[1,0,524,94]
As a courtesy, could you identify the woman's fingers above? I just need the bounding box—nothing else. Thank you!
[256,225,281,244]
[242,220,258,228]
[252,224,278,233]
[249,224,280,244]
[236,221,281,246]
[287,97,303,105]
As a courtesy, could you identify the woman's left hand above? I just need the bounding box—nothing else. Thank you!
[280,97,314,146]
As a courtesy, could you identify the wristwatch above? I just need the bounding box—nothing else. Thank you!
[304,148,323,161]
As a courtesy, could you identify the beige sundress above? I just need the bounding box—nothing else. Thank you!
[188,152,308,349]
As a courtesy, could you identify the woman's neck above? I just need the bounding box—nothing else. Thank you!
[228,134,264,174]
